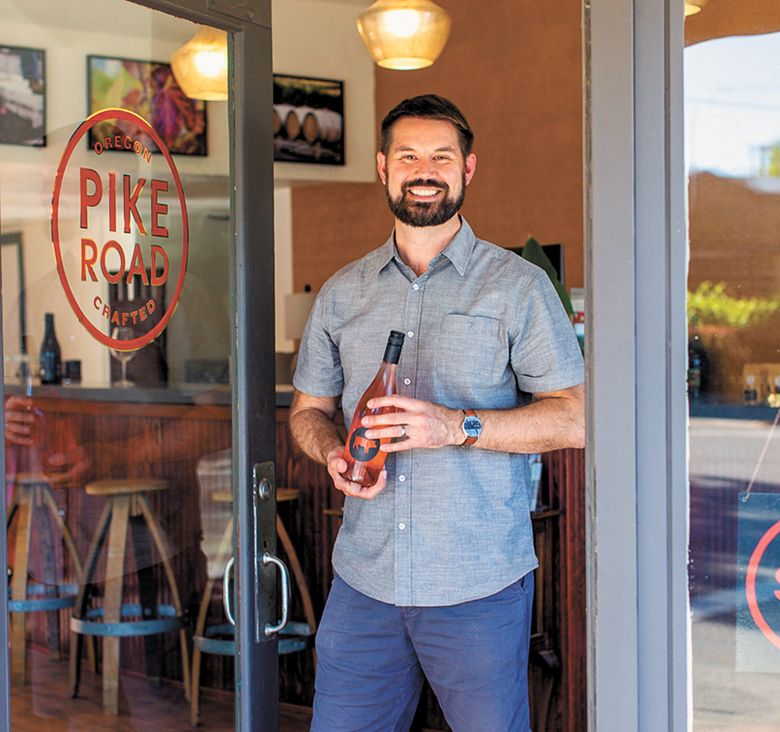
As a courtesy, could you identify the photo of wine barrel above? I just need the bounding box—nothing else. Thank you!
[272,74,344,165]
[302,108,342,144]
[272,103,294,137]
[283,105,307,140]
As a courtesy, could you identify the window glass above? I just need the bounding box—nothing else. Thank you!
[686,9,780,726]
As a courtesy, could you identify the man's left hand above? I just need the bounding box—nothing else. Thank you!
[362,395,463,452]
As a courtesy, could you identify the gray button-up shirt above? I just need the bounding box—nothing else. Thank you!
[293,217,584,606]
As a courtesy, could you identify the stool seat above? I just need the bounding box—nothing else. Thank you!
[86,479,168,496]
[211,487,299,503]
[278,487,300,502]
[14,472,49,485]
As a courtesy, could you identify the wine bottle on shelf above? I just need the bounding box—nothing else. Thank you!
[39,313,62,385]
[744,373,758,405]
[341,330,405,487]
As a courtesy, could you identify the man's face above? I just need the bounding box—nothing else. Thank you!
[377,117,477,228]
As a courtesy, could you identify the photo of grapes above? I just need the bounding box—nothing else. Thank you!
[87,55,207,156]
[273,74,344,165]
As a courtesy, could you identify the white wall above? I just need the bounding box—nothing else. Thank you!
[272,0,376,184]
[270,0,377,354]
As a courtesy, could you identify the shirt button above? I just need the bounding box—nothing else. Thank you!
[398,475,406,482]
[399,523,406,530]
[403,378,411,386]
[412,283,420,291]
[407,331,414,338]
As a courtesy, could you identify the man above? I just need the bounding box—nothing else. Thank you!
[290,94,584,732]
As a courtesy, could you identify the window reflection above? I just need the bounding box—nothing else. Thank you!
[687,23,780,729]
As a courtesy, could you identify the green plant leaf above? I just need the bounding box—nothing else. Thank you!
[521,237,574,315]
[687,281,780,329]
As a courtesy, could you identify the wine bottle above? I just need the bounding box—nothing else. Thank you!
[341,330,405,487]
[39,313,62,385]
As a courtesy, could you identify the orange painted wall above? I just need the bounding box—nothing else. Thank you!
[291,0,584,293]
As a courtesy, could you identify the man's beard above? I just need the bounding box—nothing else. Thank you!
[385,175,466,228]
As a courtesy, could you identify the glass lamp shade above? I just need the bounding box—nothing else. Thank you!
[684,0,707,16]
[356,0,452,71]
[171,26,228,101]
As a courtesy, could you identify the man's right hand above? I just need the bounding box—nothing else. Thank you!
[4,396,36,446]
[326,446,387,500]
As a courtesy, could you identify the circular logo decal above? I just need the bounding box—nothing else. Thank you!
[349,427,380,463]
[746,518,780,651]
[51,108,188,351]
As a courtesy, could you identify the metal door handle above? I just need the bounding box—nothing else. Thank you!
[262,552,290,636]
[223,556,236,626]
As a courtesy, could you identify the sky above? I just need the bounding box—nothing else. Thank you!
[685,31,780,177]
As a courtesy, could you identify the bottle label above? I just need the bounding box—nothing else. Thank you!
[348,427,380,462]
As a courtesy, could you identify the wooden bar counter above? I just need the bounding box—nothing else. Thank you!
[4,385,585,731]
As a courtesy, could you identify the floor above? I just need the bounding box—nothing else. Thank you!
[10,647,312,731]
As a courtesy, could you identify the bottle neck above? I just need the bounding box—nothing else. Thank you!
[383,342,402,365]
[377,361,397,388]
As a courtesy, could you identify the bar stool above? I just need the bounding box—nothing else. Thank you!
[69,478,190,715]
[190,451,316,726]
[7,471,88,684]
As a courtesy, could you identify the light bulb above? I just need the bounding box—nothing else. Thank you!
[193,50,227,79]
[380,9,422,38]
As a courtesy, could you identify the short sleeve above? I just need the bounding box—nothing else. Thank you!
[510,268,584,393]
[292,284,344,397]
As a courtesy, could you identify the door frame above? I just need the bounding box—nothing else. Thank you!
[0,1,278,729]
[586,0,689,729]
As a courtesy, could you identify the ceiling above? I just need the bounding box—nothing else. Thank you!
[1,0,371,40]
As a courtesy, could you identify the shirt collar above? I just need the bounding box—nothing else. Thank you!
[373,216,477,279]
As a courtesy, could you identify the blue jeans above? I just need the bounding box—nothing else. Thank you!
[311,572,535,732]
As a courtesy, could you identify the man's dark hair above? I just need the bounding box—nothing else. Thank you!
[380,94,474,158]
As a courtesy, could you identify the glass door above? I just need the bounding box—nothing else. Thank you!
[0,1,280,730]
[686,9,780,728]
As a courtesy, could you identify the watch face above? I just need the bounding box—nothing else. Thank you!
[463,415,482,438]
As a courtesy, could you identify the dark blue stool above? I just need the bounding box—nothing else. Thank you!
[189,485,315,726]
[69,478,190,715]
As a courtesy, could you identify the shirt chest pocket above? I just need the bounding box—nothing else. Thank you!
[430,314,508,394]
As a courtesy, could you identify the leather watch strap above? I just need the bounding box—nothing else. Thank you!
[462,409,478,446]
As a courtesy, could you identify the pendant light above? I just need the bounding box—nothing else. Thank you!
[171,26,228,101]
[684,0,707,16]
[356,0,452,71]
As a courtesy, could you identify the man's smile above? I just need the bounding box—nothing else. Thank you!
[406,186,444,199]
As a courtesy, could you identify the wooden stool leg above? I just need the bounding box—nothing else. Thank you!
[10,488,33,685]
[191,516,233,726]
[71,500,112,697]
[137,495,191,701]
[41,488,96,672]
[276,515,318,666]
[38,500,61,660]
[130,512,162,685]
[102,495,131,715]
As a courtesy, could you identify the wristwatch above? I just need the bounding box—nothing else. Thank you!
[459,409,483,446]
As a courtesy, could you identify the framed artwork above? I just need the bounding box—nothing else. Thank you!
[87,55,207,156]
[1,232,27,360]
[0,45,45,147]
[273,74,344,165]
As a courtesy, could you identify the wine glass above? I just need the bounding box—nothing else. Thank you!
[110,326,137,387]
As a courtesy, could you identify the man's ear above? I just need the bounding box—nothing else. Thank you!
[464,153,477,186]
[376,151,387,185]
